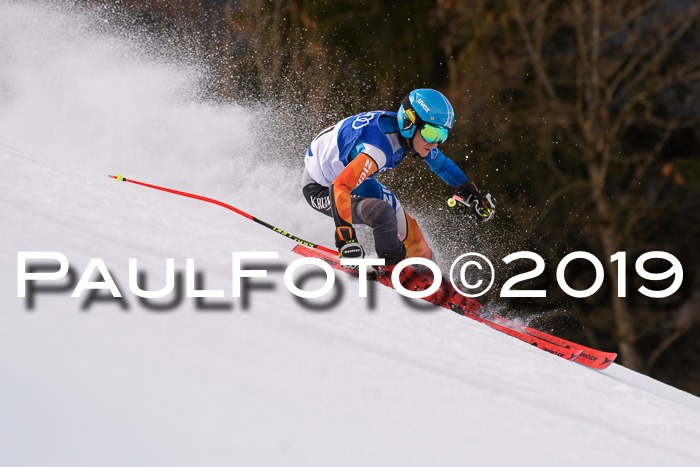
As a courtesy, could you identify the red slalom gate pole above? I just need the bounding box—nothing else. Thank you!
[108,174,338,256]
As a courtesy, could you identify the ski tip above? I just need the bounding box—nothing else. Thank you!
[596,353,617,370]
[573,351,618,370]
[108,174,125,181]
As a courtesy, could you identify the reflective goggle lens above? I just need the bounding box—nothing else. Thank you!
[420,123,449,144]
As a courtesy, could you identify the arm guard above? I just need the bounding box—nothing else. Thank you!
[330,153,378,229]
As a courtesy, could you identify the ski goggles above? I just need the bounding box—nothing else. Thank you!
[419,122,449,144]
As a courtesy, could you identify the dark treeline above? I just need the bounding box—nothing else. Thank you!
[81,0,699,394]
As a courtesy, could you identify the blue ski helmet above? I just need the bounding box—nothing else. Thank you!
[397,88,454,143]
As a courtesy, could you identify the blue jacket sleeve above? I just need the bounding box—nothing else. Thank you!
[423,149,469,188]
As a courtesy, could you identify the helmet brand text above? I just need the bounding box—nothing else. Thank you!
[416,98,430,112]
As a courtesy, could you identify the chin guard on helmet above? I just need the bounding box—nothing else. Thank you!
[398,95,419,138]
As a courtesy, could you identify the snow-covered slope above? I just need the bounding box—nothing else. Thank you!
[2,2,700,466]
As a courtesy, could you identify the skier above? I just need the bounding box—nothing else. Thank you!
[301,88,495,271]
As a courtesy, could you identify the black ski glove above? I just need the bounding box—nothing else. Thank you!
[335,226,365,269]
[453,182,496,222]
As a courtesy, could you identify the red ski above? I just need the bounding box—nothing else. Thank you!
[292,244,583,363]
[491,315,617,370]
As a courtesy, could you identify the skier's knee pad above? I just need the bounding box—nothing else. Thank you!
[352,198,397,233]
[353,198,405,262]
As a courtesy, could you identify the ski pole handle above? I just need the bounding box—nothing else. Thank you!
[446,195,464,208]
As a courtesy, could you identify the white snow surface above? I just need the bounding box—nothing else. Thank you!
[1,2,700,466]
